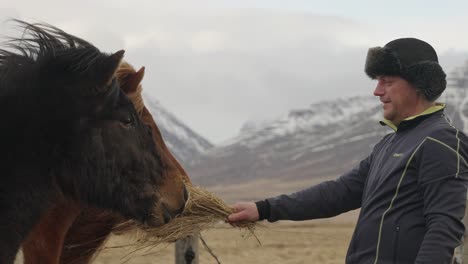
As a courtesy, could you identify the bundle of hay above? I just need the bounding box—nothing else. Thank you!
[113,184,258,248]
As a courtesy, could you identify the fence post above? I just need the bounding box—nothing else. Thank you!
[175,234,199,264]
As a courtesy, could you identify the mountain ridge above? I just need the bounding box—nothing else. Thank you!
[188,87,468,191]
[143,94,214,166]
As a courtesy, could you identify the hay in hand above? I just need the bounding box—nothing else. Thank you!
[113,184,259,249]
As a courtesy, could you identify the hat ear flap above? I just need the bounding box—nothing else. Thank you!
[404,62,447,101]
[365,47,402,79]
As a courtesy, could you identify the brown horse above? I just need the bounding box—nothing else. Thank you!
[1,21,187,264]
[21,62,191,264]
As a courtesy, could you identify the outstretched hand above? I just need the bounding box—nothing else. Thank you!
[228,202,259,223]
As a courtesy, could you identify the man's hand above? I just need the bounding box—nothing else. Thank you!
[228,202,259,223]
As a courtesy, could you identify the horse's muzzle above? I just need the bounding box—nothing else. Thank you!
[161,185,188,223]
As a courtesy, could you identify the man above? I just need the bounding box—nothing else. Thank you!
[228,38,468,264]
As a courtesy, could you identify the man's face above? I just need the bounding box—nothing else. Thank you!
[373,76,420,125]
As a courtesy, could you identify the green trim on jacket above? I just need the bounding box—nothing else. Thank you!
[380,103,445,131]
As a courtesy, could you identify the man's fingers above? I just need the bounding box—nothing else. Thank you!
[230,204,244,213]
[228,211,244,222]
[228,202,257,223]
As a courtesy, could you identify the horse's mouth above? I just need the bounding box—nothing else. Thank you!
[162,204,173,224]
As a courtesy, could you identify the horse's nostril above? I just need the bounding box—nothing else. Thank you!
[162,204,173,224]
[160,186,188,224]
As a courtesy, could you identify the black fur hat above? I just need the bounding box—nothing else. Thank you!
[365,38,446,101]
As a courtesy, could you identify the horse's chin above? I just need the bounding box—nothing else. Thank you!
[140,217,164,228]
[138,211,167,228]
[140,201,182,228]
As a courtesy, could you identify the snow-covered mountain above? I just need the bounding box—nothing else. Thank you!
[188,95,386,185]
[445,61,468,132]
[143,94,213,166]
[188,65,468,187]
[222,96,381,149]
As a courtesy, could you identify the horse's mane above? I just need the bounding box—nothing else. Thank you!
[116,61,144,114]
[0,20,101,81]
[0,20,123,123]
[0,20,120,158]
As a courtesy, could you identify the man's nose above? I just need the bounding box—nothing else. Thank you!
[373,84,384,97]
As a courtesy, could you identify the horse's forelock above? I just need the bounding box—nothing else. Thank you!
[126,84,144,114]
[116,61,145,114]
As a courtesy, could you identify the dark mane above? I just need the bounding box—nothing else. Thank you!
[0,20,125,127]
[0,20,120,103]
[0,20,124,168]
[0,20,100,75]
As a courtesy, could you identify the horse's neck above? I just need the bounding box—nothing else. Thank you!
[22,201,82,264]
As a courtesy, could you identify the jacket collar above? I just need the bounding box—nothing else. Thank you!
[380,103,445,132]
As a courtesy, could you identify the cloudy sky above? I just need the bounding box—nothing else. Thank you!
[2,0,468,143]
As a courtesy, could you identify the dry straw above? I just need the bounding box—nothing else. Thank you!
[113,184,259,250]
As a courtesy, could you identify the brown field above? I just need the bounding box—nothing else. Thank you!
[89,178,358,264]
[15,221,355,264]
[15,179,358,264]
[92,220,355,264]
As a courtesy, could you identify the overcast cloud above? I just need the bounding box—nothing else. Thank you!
[1,1,468,143]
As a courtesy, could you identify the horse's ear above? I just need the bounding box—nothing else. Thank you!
[100,50,125,87]
[123,66,145,93]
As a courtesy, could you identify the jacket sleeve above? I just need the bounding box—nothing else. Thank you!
[415,131,468,263]
[261,151,372,222]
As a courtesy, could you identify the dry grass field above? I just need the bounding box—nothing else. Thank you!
[14,213,357,264]
[15,178,357,264]
[90,177,358,264]
[92,220,355,264]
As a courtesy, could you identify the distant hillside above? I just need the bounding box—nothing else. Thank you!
[143,95,213,166]
[188,85,468,198]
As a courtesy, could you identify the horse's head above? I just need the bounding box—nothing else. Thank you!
[1,21,187,227]
[116,61,192,213]
[116,62,191,179]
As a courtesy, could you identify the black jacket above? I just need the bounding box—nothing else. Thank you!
[256,105,468,264]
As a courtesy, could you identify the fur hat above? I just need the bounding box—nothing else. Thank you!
[365,38,446,101]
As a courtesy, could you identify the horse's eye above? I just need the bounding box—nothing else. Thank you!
[120,114,134,127]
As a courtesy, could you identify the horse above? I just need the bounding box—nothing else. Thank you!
[0,20,187,264]
[21,62,191,263]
